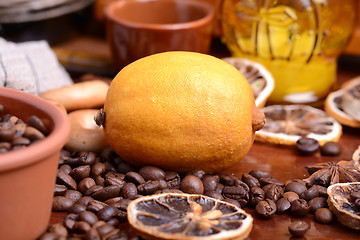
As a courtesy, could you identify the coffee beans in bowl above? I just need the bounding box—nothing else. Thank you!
[0,87,70,240]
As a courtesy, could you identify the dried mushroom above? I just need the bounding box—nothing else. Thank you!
[327,182,360,230]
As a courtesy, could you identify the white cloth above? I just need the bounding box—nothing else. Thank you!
[0,37,73,95]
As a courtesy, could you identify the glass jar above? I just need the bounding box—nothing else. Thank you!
[221,0,357,104]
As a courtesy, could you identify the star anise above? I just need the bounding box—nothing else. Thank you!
[303,160,360,187]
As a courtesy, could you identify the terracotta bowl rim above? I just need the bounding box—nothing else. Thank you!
[0,87,70,172]
[104,0,215,31]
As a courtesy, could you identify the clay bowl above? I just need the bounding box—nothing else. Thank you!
[105,0,216,69]
[0,87,70,240]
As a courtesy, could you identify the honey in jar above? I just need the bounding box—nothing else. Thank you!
[221,0,357,104]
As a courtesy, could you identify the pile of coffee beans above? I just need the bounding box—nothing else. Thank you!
[0,104,48,153]
[39,146,338,239]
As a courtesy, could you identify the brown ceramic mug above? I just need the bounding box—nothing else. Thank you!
[105,0,216,69]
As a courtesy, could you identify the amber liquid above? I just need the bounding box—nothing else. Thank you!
[221,0,357,104]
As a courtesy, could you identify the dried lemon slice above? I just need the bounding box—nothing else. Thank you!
[327,182,360,230]
[325,76,360,128]
[255,105,342,146]
[222,57,274,108]
[127,193,253,240]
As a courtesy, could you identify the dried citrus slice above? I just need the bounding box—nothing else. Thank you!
[222,57,274,108]
[327,182,360,230]
[127,193,253,240]
[255,105,342,146]
[325,76,360,128]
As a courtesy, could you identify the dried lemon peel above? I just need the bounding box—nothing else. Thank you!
[127,193,253,240]
[222,57,275,108]
[325,76,360,128]
[255,105,342,146]
[327,182,360,230]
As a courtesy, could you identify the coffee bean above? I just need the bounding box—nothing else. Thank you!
[204,190,224,200]
[296,137,320,156]
[276,198,291,214]
[38,232,61,240]
[85,228,100,240]
[73,221,91,233]
[68,203,87,214]
[288,221,310,237]
[215,183,224,194]
[285,182,307,196]
[64,213,78,230]
[290,199,310,217]
[97,223,115,236]
[138,166,165,181]
[57,171,77,190]
[92,185,121,201]
[249,187,265,207]
[222,186,249,207]
[120,182,138,199]
[138,180,165,195]
[24,126,45,141]
[321,141,341,156]
[255,199,276,218]
[242,173,261,188]
[104,175,126,189]
[315,185,328,198]
[202,175,219,192]
[70,165,91,180]
[104,197,122,205]
[282,191,299,203]
[249,170,272,180]
[265,183,284,202]
[58,164,72,175]
[85,185,104,196]
[186,169,205,179]
[53,196,75,212]
[64,190,83,202]
[106,218,120,227]
[91,162,107,178]
[125,172,146,185]
[223,198,241,208]
[79,210,99,225]
[47,223,68,237]
[78,178,96,194]
[97,206,119,221]
[165,171,181,188]
[95,175,105,187]
[219,174,235,186]
[117,161,137,174]
[54,184,67,196]
[76,196,94,207]
[180,175,204,194]
[259,178,284,187]
[308,197,328,213]
[315,208,334,224]
[301,185,319,201]
[87,199,108,212]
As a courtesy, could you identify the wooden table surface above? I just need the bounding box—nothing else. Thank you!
[48,34,360,239]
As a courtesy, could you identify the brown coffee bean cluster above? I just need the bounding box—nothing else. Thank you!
[0,104,48,153]
[40,147,336,239]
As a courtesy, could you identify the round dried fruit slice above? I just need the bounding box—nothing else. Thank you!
[325,77,360,128]
[222,57,274,108]
[255,105,342,146]
[127,193,253,240]
[327,182,360,230]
